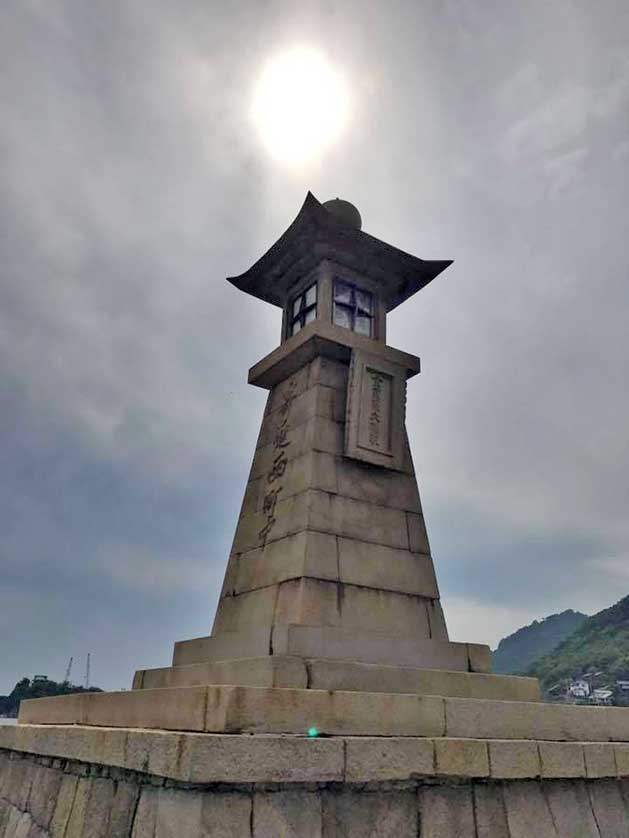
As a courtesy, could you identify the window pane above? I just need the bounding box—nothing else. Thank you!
[291,318,302,335]
[292,296,302,318]
[356,289,373,315]
[355,315,372,337]
[305,284,317,307]
[304,307,316,325]
[334,281,352,305]
[333,303,353,330]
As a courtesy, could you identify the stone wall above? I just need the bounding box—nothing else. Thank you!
[3,746,629,837]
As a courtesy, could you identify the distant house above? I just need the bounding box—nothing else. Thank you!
[592,688,613,705]
[568,679,590,699]
[32,675,48,683]
[616,680,629,692]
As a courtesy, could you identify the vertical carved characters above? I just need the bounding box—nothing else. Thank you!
[258,377,298,545]
[368,371,384,448]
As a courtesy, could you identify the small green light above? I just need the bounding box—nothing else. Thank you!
[307,727,319,738]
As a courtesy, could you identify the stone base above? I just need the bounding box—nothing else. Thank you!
[4,724,629,837]
[171,625,492,670]
[133,655,540,702]
[18,684,629,740]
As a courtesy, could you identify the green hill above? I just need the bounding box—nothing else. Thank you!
[0,677,102,718]
[526,595,629,692]
[492,609,587,674]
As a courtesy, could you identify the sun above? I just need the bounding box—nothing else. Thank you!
[252,47,350,167]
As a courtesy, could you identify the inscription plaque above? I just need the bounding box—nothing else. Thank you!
[344,349,407,470]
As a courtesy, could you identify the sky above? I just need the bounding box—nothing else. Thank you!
[1,0,628,694]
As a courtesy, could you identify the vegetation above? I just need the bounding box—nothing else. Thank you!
[526,595,629,693]
[0,677,102,718]
[492,609,587,674]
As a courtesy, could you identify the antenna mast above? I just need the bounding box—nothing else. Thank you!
[84,653,91,690]
[63,656,73,684]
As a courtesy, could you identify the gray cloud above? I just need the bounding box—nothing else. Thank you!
[1,0,628,691]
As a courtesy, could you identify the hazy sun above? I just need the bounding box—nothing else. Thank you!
[253,47,350,166]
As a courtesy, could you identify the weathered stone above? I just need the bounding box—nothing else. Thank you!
[50,774,79,838]
[337,537,438,597]
[539,742,586,778]
[406,513,430,554]
[503,780,558,837]
[85,688,208,732]
[473,784,510,838]
[616,743,629,777]
[27,763,63,829]
[419,786,476,837]
[344,737,433,781]
[435,738,489,778]
[172,630,271,666]
[209,685,446,737]
[253,790,321,838]
[131,788,159,838]
[108,782,140,838]
[583,742,617,778]
[156,788,202,838]
[211,585,279,635]
[140,657,308,691]
[488,740,540,779]
[64,777,90,838]
[83,777,115,838]
[544,780,600,838]
[322,788,417,836]
[200,792,252,837]
[587,778,629,835]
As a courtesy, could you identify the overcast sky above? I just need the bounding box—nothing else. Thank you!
[1,0,628,693]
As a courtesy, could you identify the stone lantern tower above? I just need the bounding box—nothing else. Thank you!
[130,192,532,703]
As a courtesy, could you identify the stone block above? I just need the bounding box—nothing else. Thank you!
[337,537,439,597]
[544,780,600,838]
[26,763,62,829]
[335,455,421,511]
[274,623,472,669]
[211,585,279,635]
[322,788,417,837]
[156,788,202,838]
[141,656,308,691]
[616,743,629,777]
[64,777,90,838]
[131,788,159,838]
[502,780,557,837]
[419,786,476,837]
[427,600,449,640]
[488,740,540,779]
[200,793,252,837]
[473,785,510,838]
[583,742,617,778]
[50,774,79,838]
[186,733,343,783]
[253,790,322,838]
[172,629,272,665]
[84,777,115,838]
[407,513,430,554]
[434,738,489,778]
[344,737,434,781]
[235,531,338,595]
[307,490,409,549]
[230,489,310,555]
[304,660,539,700]
[588,778,629,835]
[19,692,89,725]
[84,687,208,732]
[275,578,342,628]
[467,643,492,673]
[208,685,446,737]
[445,697,614,742]
[308,356,348,391]
[109,782,140,838]
[539,742,586,778]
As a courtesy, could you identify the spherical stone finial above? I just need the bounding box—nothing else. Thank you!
[322,197,362,230]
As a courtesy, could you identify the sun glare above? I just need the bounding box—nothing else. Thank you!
[253,47,350,166]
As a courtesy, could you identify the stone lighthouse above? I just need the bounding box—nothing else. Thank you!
[14,195,629,838]
[135,191,501,694]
